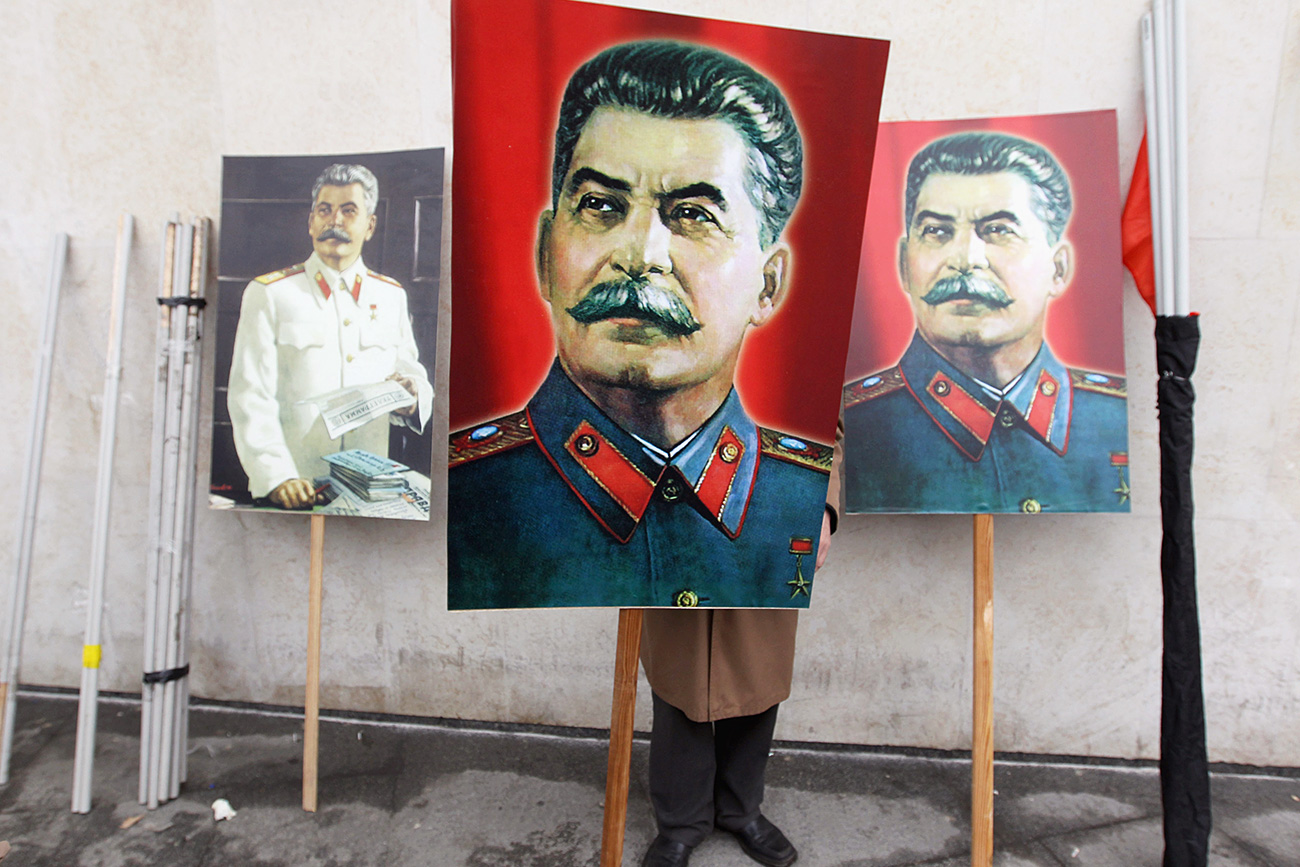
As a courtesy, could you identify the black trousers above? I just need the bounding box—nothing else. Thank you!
[648,691,780,847]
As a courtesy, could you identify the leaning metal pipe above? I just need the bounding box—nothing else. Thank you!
[72,214,134,814]
[0,233,69,785]
[140,219,177,806]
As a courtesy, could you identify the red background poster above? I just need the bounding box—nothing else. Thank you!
[451,0,890,442]
[844,111,1127,383]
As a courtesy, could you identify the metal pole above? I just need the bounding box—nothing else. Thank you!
[72,214,134,814]
[1171,0,1191,316]
[0,233,69,784]
[1140,14,1167,317]
[168,218,207,799]
[1152,0,1177,317]
[140,219,177,806]
[176,218,209,789]
[155,221,193,805]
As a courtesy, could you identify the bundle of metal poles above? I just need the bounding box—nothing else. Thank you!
[140,216,210,810]
[1141,0,1190,317]
[1143,5,1212,864]
[72,214,136,814]
[0,234,70,785]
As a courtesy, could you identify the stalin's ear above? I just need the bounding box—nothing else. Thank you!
[536,211,555,303]
[1050,239,1074,297]
[752,242,791,327]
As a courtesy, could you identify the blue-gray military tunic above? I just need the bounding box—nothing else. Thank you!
[447,361,834,609]
[843,333,1130,514]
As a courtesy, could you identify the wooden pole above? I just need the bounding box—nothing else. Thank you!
[971,514,994,866]
[599,608,644,867]
[303,514,326,812]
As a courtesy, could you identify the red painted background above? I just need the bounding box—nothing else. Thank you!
[450,0,890,442]
[843,111,1128,382]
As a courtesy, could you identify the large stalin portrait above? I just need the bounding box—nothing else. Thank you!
[447,41,836,609]
[843,131,1130,514]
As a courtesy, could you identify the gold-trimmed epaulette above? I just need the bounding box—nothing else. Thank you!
[449,410,534,468]
[758,428,832,474]
[253,264,305,284]
[367,269,403,288]
[1070,369,1127,398]
[843,366,905,408]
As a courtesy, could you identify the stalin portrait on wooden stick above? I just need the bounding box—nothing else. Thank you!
[448,40,843,611]
[449,5,888,863]
[843,127,1131,514]
[226,163,434,511]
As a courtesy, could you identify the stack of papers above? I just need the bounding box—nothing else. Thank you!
[322,450,410,501]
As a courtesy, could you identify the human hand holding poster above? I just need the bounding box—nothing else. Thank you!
[842,113,1131,514]
[447,0,889,609]
[208,149,443,520]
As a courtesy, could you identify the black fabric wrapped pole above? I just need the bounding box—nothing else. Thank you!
[1155,314,1210,866]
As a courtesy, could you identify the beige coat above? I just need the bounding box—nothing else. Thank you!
[640,422,844,722]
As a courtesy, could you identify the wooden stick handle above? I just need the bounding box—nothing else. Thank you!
[600,608,644,867]
[303,514,325,812]
[972,514,994,866]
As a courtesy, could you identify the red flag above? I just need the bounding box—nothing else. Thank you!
[1122,132,1158,316]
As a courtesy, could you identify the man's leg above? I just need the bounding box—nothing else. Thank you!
[713,703,797,866]
[711,702,779,830]
[648,691,716,846]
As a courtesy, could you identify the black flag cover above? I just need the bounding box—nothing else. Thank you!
[1155,313,1210,866]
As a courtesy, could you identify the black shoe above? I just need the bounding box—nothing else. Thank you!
[642,834,694,867]
[726,815,797,867]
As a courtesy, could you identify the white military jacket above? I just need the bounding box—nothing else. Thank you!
[227,251,433,497]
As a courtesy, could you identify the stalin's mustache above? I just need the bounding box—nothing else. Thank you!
[921,273,1013,309]
[316,227,352,243]
[566,278,702,336]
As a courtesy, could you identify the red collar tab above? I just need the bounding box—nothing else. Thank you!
[1023,368,1062,445]
[563,420,655,521]
[927,371,996,447]
[693,426,744,525]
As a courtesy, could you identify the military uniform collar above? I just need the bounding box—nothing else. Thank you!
[306,252,366,304]
[899,334,1072,461]
[527,361,760,543]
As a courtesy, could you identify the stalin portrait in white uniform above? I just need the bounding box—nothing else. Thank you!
[227,163,433,509]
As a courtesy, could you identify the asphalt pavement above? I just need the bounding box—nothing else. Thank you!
[1,691,1296,866]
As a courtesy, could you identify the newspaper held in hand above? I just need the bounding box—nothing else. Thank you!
[298,380,416,440]
[323,450,410,502]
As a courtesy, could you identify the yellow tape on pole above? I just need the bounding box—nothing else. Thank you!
[83,645,102,669]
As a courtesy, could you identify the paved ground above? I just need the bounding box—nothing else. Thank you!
[0,691,1297,866]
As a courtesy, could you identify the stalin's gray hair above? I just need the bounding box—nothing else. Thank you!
[311,164,380,216]
[904,132,1073,244]
[552,40,803,248]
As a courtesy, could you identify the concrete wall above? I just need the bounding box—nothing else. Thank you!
[2,0,1296,767]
